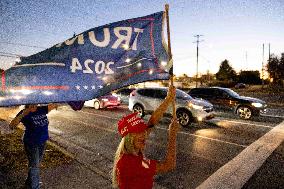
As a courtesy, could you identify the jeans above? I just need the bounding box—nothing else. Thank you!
[24,142,46,189]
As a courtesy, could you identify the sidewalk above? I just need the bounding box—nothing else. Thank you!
[0,132,165,189]
[0,147,165,189]
[0,143,113,189]
[0,119,112,189]
[1,161,112,189]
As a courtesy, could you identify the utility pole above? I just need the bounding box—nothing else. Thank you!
[193,35,204,88]
[245,51,248,70]
[262,43,265,89]
[269,43,271,61]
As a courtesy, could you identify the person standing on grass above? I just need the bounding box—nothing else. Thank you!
[9,104,57,189]
[112,85,179,189]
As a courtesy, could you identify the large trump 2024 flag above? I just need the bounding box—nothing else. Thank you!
[0,11,171,108]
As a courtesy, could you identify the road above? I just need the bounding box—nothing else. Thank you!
[47,104,284,189]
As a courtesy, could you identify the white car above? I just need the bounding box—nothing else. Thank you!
[128,87,215,127]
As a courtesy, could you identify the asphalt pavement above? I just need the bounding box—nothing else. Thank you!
[0,105,283,189]
[242,141,284,189]
[2,133,282,189]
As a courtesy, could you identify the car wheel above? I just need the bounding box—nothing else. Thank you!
[133,104,145,117]
[177,109,192,127]
[94,101,100,110]
[236,106,252,119]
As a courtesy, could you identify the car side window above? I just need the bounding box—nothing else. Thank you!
[202,89,211,95]
[153,89,167,99]
[194,88,213,98]
[189,89,199,95]
[120,89,132,95]
[138,89,156,98]
[118,89,126,95]
[212,89,223,97]
[221,91,230,98]
[212,89,230,98]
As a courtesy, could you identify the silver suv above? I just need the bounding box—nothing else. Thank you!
[128,87,215,127]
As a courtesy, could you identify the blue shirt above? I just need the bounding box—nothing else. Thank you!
[17,106,49,145]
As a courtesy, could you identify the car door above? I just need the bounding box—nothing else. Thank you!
[207,89,225,109]
[222,90,239,110]
[137,89,164,112]
[212,89,235,111]
[116,89,133,104]
[152,89,168,112]
[190,88,216,106]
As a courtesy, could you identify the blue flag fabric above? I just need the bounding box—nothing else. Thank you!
[0,11,170,108]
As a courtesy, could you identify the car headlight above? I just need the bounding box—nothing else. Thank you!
[189,103,204,110]
[252,102,263,108]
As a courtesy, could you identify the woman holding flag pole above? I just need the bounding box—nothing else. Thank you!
[112,4,178,189]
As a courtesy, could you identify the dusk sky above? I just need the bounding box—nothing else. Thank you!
[1,0,283,76]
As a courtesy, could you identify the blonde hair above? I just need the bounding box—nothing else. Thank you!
[112,134,139,188]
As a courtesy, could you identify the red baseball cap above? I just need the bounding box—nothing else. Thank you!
[118,112,148,137]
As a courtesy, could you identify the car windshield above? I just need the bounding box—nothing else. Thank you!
[223,88,240,97]
[176,89,193,100]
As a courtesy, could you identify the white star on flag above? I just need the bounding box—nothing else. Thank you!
[91,86,96,90]
[75,85,80,90]
[83,86,88,90]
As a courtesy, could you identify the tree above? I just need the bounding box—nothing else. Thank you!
[266,53,284,84]
[280,53,284,80]
[238,70,261,84]
[216,59,237,81]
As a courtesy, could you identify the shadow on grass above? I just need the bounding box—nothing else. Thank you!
[0,128,73,174]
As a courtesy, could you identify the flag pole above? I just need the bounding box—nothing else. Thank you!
[165,4,176,118]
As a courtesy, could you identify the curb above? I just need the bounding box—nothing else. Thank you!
[216,111,284,120]
[47,139,75,159]
[261,114,284,119]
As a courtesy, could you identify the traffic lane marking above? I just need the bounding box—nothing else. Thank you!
[65,106,278,129]
[156,126,247,148]
[261,114,284,119]
[65,109,122,121]
[75,110,249,148]
[50,112,116,133]
[59,109,258,148]
[196,120,284,189]
[213,117,275,128]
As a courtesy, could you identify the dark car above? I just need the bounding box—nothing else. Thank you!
[188,87,267,119]
[235,83,246,89]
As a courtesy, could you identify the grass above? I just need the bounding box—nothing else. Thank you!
[234,85,284,108]
[0,128,73,174]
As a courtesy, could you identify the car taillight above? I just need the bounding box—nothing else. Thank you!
[130,91,136,97]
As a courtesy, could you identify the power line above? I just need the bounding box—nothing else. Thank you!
[0,51,23,57]
[0,54,19,58]
[0,42,46,49]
